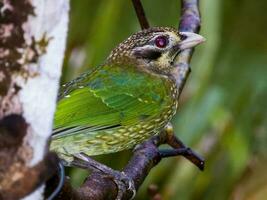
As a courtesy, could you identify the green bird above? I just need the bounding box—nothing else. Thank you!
[51,27,204,164]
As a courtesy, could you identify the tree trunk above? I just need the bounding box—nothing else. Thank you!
[0,0,69,199]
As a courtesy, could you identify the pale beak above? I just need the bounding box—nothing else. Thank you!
[178,32,205,50]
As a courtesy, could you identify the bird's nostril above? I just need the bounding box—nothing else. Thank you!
[180,34,188,40]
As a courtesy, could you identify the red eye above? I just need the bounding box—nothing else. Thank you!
[155,36,168,48]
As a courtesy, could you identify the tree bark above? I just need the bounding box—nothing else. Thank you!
[0,0,69,199]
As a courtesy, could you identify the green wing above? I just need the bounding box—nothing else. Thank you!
[53,64,170,139]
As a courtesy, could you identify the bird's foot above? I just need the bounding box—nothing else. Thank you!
[107,171,136,200]
[71,153,136,200]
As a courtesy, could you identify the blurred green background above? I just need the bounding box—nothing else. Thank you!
[61,0,267,199]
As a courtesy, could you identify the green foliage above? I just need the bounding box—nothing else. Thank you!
[62,0,267,199]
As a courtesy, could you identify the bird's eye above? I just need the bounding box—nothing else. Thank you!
[155,36,168,48]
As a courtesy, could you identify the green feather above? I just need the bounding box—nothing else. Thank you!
[51,64,173,160]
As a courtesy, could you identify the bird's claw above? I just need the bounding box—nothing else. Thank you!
[121,172,136,200]
[107,171,136,200]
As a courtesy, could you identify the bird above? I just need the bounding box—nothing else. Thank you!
[50,27,205,165]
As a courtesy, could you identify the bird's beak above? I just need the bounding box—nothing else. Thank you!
[177,32,205,50]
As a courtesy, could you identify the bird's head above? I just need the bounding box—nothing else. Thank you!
[107,27,205,75]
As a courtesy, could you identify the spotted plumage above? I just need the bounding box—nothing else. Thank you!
[50,27,204,163]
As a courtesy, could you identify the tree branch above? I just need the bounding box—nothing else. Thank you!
[131,0,150,29]
[174,0,201,95]
[48,0,202,199]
